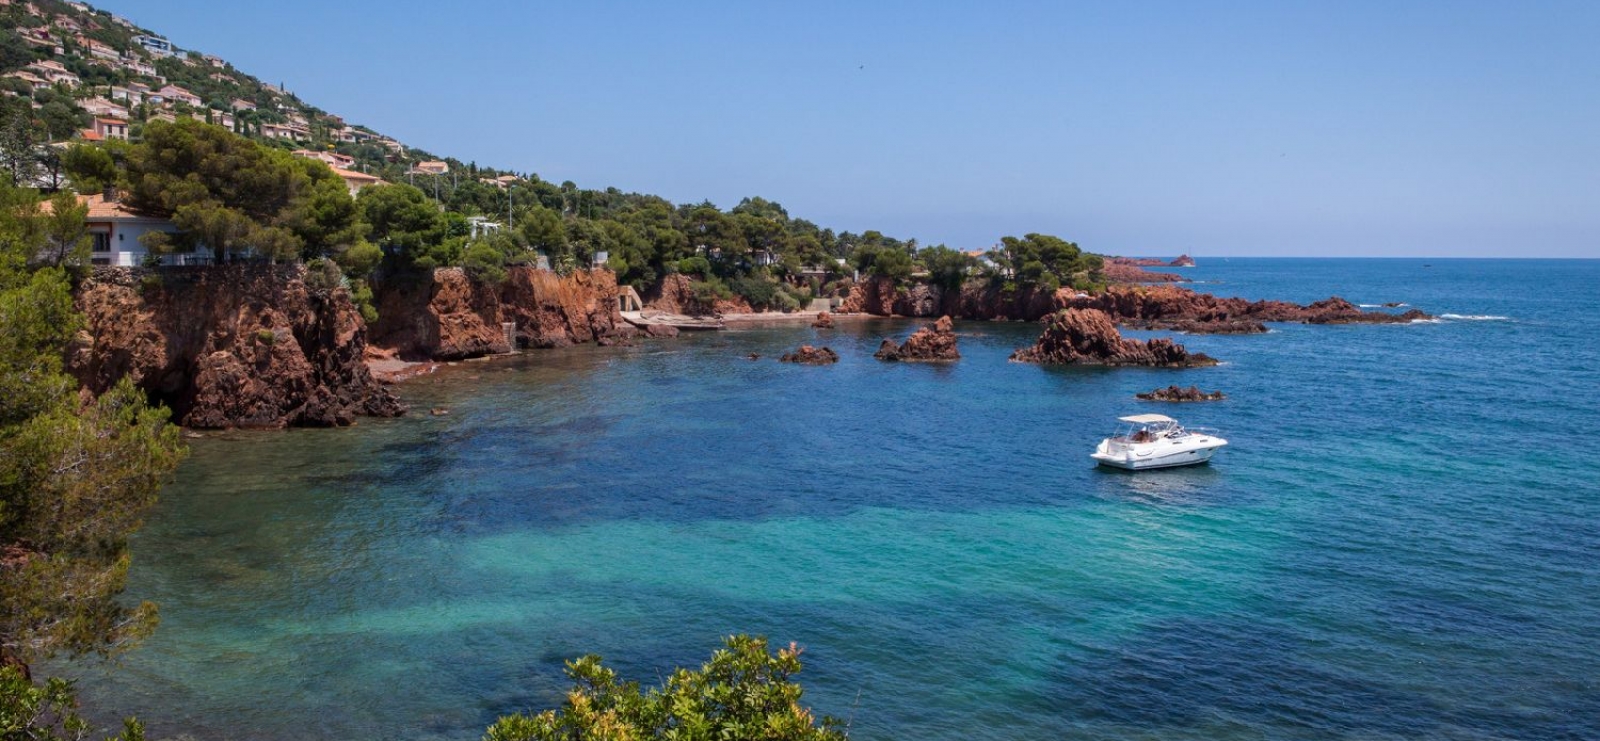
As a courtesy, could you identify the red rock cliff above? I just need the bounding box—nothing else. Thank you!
[371,266,626,358]
[71,266,404,429]
[641,274,752,316]
[842,276,1062,321]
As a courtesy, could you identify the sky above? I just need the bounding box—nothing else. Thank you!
[90,1,1600,257]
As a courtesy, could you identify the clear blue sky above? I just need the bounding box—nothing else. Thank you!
[92,1,1600,257]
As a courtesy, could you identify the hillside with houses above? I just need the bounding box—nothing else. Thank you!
[0,0,1108,320]
[0,0,465,192]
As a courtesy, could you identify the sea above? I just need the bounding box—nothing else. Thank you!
[62,258,1600,741]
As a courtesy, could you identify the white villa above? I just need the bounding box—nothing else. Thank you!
[132,34,174,57]
[46,193,200,266]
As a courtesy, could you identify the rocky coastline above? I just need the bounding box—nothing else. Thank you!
[72,265,403,429]
[371,266,626,358]
[1102,258,1187,283]
[70,261,1428,429]
[837,276,1429,331]
[1063,285,1429,334]
[644,274,754,316]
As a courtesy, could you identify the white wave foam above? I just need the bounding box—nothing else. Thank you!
[1439,314,1510,321]
[1358,303,1409,308]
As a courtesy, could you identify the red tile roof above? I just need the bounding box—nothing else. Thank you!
[331,167,381,184]
[41,193,160,220]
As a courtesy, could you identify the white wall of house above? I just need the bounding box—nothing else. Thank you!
[88,219,196,266]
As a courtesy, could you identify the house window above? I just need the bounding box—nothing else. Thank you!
[92,233,110,252]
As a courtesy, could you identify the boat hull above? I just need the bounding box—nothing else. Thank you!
[1091,439,1226,470]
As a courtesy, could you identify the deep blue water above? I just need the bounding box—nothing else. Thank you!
[65,259,1600,740]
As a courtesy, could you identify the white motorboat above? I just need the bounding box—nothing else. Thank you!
[1091,414,1227,470]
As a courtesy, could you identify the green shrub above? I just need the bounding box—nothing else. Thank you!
[256,329,276,345]
[1,668,147,741]
[462,241,508,284]
[335,240,384,277]
[484,635,844,741]
[303,258,344,292]
[676,255,712,277]
[350,279,379,324]
[730,275,778,309]
[774,291,801,312]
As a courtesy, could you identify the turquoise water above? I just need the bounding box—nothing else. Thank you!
[67,259,1600,740]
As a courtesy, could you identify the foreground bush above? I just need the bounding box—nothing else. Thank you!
[485,635,846,741]
[0,667,143,741]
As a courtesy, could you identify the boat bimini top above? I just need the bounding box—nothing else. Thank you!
[1118,414,1176,425]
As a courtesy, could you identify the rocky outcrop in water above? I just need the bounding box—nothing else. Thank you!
[1063,285,1428,334]
[1170,254,1196,267]
[371,266,626,358]
[811,312,834,328]
[71,266,403,429]
[779,345,839,365]
[875,316,960,362]
[1137,385,1226,402]
[1009,308,1218,367]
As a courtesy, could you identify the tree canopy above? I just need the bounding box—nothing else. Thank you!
[49,113,1103,311]
[992,232,1104,292]
[0,180,185,678]
[112,119,368,264]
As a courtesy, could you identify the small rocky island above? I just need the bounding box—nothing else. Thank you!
[1010,308,1218,367]
[780,345,840,365]
[875,316,960,362]
[1137,385,1226,402]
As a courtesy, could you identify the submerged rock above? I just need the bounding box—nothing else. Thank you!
[875,316,960,361]
[1009,308,1218,367]
[779,345,839,365]
[1137,385,1226,402]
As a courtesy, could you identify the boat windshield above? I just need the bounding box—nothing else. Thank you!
[1114,420,1184,442]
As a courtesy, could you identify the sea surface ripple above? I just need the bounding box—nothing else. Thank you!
[64,259,1600,741]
